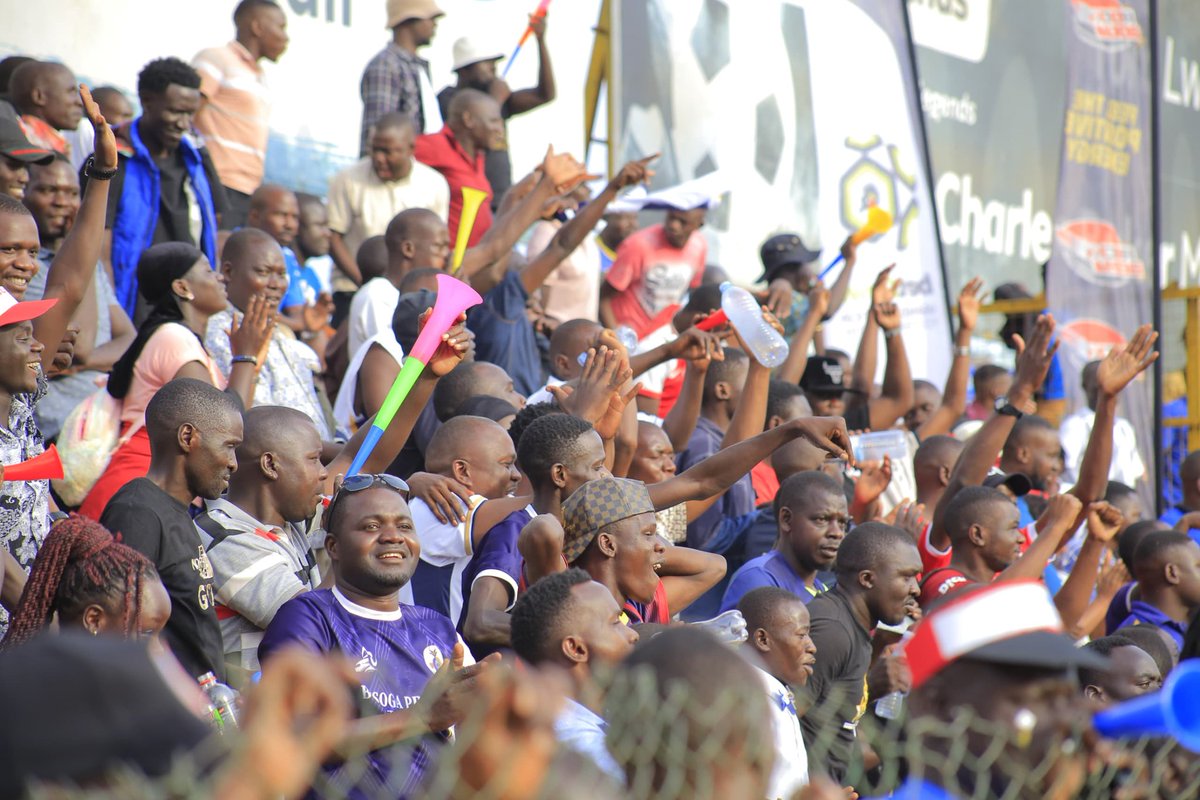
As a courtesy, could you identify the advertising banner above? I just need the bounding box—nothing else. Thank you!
[1044,0,1155,502]
[611,0,952,385]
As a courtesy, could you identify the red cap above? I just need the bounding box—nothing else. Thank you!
[0,288,56,327]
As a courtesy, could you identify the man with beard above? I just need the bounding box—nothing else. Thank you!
[260,474,494,798]
[720,471,849,612]
[798,521,921,784]
[99,378,243,680]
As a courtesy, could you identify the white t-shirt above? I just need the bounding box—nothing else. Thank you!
[755,665,809,798]
[1060,408,1145,487]
[348,277,400,358]
[410,494,486,625]
[334,330,404,430]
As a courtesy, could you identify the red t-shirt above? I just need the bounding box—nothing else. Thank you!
[917,521,1037,576]
[751,460,781,508]
[918,567,977,608]
[413,126,493,249]
[605,224,706,339]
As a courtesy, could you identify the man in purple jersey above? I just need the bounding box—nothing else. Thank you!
[259,474,494,799]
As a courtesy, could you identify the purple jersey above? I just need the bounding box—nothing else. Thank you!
[719,550,827,613]
[259,588,461,799]
[457,506,534,659]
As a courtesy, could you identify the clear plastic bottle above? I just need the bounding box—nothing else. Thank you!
[691,609,749,645]
[874,690,905,719]
[198,672,241,732]
[720,284,790,368]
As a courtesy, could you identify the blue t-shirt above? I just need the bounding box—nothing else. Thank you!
[1163,396,1188,507]
[1159,505,1200,545]
[280,245,322,310]
[457,506,534,658]
[258,587,461,799]
[677,417,756,551]
[467,270,543,397]
[1105,582,1136,634]
[1115,600,1188,650]
[719,550,828,613]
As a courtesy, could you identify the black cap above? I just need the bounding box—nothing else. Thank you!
[800,355,861,394]
[984,470,1033,497]
[759,233,820,283]
[0,102,54,165]
[392,288,437,353]
[965,629,1110,675]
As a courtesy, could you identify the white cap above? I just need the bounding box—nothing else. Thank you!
[605,185,649,214]
[642,171,729,211]
[452,37,504,72]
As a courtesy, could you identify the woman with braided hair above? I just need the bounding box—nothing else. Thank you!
[1,516,170,649]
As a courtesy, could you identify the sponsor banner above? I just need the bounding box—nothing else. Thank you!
[611,0,952,385]
[910,0,1067,295]
[1044,0,1155,503]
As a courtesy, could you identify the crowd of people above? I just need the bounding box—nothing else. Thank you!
[1,1,1199,798]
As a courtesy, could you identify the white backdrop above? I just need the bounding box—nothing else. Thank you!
[5,0,603,193]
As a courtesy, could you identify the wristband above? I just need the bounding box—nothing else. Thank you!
[954,345,970,358]
[231,355,258,366]
[83,156,117,181]
[883,328,901,339]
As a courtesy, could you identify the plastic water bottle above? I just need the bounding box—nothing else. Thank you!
[720,283,789,368]
[691,609,749,645]
[198,672,241,732]
[875,690,905,719]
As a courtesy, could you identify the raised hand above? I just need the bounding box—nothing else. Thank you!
[1096,551,1131,597]
[541,146,595,194]
[407,472,473,524]
[230,294,276,363]
[764,278,795,319]
[886,499,927,541]
[873,300,902,332]
[610,153,657,190]
[807,283,831,322]
[670,326,726,363]
[786,416,854,464]
[46,326,79,377]
[957,277,984,332]
[1085,501,1124,543]
[423,311,472,377]
[872,264,897,307]
[547,346,627,428]
[840,234,860,268]
[302,292,334,332]
[80,84,117,172]
[1011,314,1059,401]
[854,456,893,509]
[595,380,640,441]
[1043,492,1084,529]
[1096,324,1158,398]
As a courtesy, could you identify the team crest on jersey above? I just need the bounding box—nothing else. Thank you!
[423,644,445,673]
[355,646,377,673]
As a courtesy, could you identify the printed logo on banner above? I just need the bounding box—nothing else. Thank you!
[839,136,918,250]
[907,0,992,63]
[1069,0,1143,51]
[1057,318,1127,361]
[1054,219,1146,285]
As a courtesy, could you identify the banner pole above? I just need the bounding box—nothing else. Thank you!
[1150,0,1165,517]
[899,2,954,338]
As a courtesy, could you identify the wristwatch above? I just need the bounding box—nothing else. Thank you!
[995,397,1024,419]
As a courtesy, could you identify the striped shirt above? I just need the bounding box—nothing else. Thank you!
[195,498,320,675]
[192,41,270,195]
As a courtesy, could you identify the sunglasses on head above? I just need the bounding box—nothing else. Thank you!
[325,474,411,527]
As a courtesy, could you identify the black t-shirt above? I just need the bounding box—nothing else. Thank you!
[798,585,873,784]
[99,478,224,681]
[93,139,229,240]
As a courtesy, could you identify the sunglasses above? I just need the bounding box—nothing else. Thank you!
[324,474,411,529]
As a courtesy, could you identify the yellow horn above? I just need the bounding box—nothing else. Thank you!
[451,187,490,274]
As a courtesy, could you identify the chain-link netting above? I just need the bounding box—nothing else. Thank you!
[22,660,1200,800]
